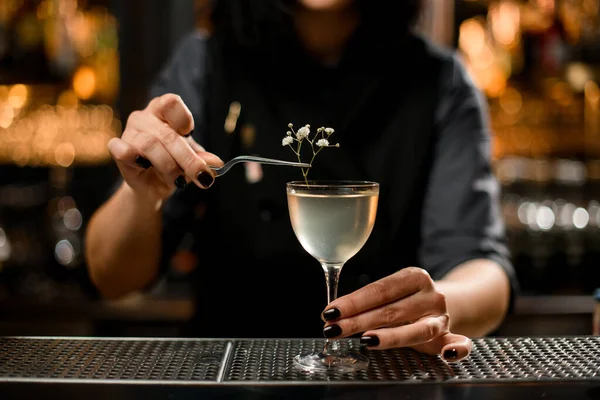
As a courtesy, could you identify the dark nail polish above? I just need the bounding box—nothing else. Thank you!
[135,156,152,169]
[197,171,215,188]
[443,349,458,360]
[360,335,380,347]
[322,308,341,321]
[323,324,342,338]
[174,175,187,189]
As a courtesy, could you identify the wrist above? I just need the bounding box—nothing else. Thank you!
[119,181,164,213]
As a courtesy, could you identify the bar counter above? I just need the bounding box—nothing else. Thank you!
[1,336,600,399]
[0,294,595,338]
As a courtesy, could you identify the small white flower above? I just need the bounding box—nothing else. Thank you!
[296,125,310,140]
[324,127,334,134]
[286,131,292,136]
[282,136,294,146]
[316,138,329,147]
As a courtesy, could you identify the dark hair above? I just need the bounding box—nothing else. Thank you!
[209,0,424,55]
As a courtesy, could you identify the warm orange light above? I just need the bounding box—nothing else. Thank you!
[94,48,120,103]
[499,87,523,114]
[54,142,76,167]
[58,0,77,17]
[57,90,80,108]
[550,81,573,107]
[565,63,593,92]
[7,84,28,109]
[484,66,508,98]
[491,135,504,160]
[583,0,598,15]
[70,11,95,58]
[37,0,54,19]
[471,44,495,69]
[11,144,29,167]
[489,1,521,47]
[0,89,119,167]
[585,80,600,103]
[0,105,15,129]
[0,86,8,102]
[72,66,96,100]
[459,18,486,55]
[536,0,556,13]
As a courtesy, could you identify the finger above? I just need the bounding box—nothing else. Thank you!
[323,267,434,320]
[108,137,154,173]
[108,137,139,166]
[188,139,206,153]
[149,116,216,188]
[324,290,446,338]
[125,110,216,188]
[147,93,194,135]
[410,333,472,362]
[438,333,472,362]
[128,131,187,188]
[135,120,216,189]
[189,139,224,167]
[360,314,450,350]
[197,151,224,168]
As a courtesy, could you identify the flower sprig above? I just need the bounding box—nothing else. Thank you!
[282,123,339,185]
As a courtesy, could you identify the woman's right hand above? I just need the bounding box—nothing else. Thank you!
[107,93,223,203]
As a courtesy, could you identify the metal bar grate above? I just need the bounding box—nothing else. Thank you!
[0,338,226,381]
[1,336,600,383]
[225,337,600,382]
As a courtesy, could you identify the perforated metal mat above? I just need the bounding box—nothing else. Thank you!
[1,336,600,384]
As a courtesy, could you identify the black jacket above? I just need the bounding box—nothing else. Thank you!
[150,29,517,338]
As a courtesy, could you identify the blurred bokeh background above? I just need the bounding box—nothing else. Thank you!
[0,0,599,337]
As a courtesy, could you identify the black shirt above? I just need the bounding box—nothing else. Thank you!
[149,30,517,338]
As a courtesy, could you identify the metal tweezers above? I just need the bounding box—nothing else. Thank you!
[209,155,311,177]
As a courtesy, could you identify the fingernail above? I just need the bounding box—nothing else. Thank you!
[135,156,152,169]
[443,348,458,361]
[197,171,215,188]
[360,335,380,347]
[174,175,187,189]
[323,324,342,338]
[322,308,341,321]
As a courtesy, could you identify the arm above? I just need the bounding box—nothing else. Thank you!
[419,52,517,338]
[436,258,510,338]
[86,33,219,299]
[318,53,516,361]
[86,102,221,299]
[85,182,163,299]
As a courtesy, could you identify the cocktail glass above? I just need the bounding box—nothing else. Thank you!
[286,180,379,372]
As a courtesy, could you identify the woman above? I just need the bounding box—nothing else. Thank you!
[85,0,516,362]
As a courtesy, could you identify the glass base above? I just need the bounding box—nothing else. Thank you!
[293,351,369,373]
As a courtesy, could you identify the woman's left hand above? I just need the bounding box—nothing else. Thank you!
[321,267,472,362]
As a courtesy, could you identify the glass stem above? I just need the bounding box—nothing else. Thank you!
[322,262,343,353]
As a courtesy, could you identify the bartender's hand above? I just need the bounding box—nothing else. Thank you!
[107,93,223,202]
[321,267,472,362]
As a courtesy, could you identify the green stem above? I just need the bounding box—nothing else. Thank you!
[295,140,309,186]
[302,169,309,186]
[302,147,323,186]
[287,144,300,157]
[309,148,322,167]
[308,137,315,154]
